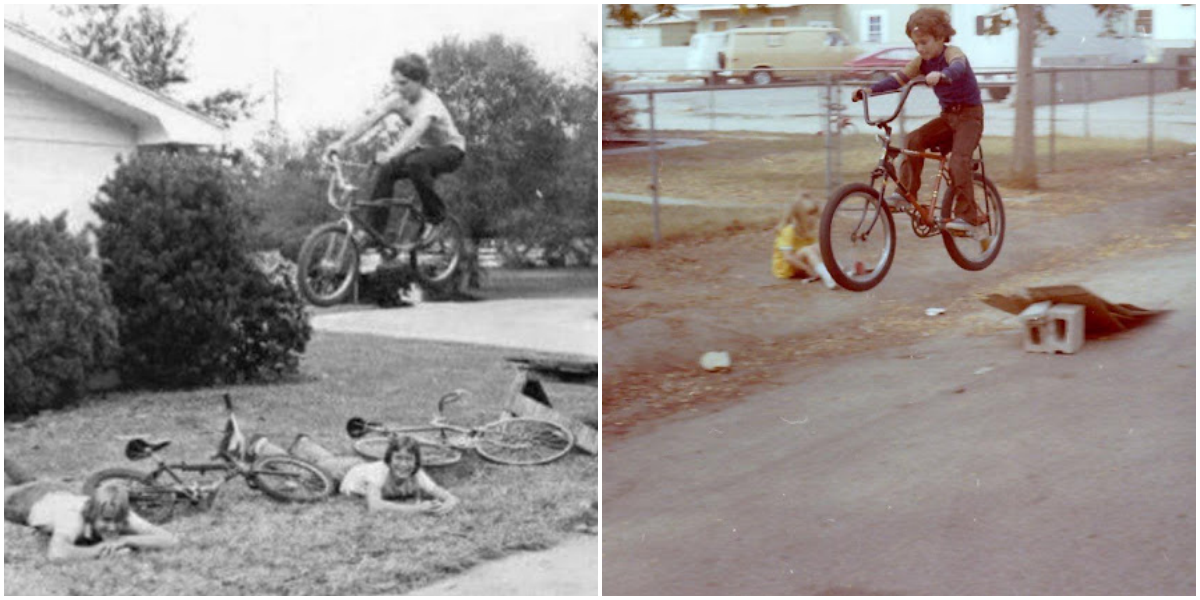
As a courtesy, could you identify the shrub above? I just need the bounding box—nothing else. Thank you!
[4,213,120,418]
[92,151,311,388]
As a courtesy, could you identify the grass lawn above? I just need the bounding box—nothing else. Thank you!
[602,131,1195,252]
[4,328,597,595]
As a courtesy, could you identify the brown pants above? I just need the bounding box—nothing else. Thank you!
[900,105,985,220]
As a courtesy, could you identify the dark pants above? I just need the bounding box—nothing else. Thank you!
[369,146,465,232]
[900,105,985,220]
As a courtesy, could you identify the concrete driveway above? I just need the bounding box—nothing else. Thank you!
[313,298,598,359]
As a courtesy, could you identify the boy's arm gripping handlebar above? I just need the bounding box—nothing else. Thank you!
[853,80,928,127]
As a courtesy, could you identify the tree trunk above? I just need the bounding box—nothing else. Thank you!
[1011,4,1039,188]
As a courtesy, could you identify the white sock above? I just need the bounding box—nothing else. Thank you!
[815,263,837,290]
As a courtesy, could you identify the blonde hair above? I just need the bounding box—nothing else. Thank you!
[780,193,820,240]
[83,484,131,525]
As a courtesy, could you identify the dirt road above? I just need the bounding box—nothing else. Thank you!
[602,156,1196,594]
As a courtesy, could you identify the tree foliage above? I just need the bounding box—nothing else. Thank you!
[92,151,310,388]
[5,213,120,418]
[52,4,255,125]
[426,34,596,253]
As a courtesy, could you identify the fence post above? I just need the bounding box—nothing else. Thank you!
[1049,69,1056,173]
[647,91,662,244]
[708,87,716,132]
[1084,70,1091,138]
[1147,67,1155,161]
[823,80,833,197]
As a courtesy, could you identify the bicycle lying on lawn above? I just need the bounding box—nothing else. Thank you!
[346,390,575,466]
[820,80,1005,292]
[83,394,335,524]
[296,153,467,307]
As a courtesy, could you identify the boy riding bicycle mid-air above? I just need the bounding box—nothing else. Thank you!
[326,53,466,245]
[852,7,985,233]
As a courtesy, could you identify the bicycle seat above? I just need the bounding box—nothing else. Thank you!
[125,438,171,461]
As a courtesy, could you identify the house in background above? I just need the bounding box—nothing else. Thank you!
[4,21,225,233]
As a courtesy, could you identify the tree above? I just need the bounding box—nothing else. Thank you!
[52,5,255,125]
[984,4,1131,188]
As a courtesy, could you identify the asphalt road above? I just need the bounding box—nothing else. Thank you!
[601,173,1196,594]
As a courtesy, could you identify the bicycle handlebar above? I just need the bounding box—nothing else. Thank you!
[855,79,928,127]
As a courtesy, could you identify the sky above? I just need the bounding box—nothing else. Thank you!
[5,4,599,145]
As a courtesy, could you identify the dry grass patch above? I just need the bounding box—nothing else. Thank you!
[603,131,1194,252]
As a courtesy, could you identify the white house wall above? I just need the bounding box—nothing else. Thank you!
[5,66,137,231]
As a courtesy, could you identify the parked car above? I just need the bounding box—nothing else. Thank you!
[689,27,861,86]
[844,47,919,81]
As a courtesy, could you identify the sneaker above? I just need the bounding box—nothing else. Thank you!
[944,216,987,236]
[884,193,911,212]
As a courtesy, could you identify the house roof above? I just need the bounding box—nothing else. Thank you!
[676,4,803,12]
[641,12,698,26]
[4,20,226,146]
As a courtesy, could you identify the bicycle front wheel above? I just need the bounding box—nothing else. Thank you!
[940,173,1005,271]
[82,468,176,524]
[250,456,334,502]
[351,436,464,467]
[476,418,575,466]
[410,216,465,286]
[298,222,360,307]
[819,183,897,292]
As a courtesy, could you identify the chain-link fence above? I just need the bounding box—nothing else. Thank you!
[603,65,1196,243]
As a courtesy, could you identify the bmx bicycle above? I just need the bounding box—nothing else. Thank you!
[296,153,467,307]
[82,394,335,524]
[345,390,576,466]
[819,80,1005,292]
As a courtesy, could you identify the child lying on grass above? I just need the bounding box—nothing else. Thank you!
[4,459,177,561]
[255,435,459,515]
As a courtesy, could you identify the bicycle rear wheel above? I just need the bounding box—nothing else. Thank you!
[476,418,575,465]
[351,436,464,467]
[250,456,334,502]
[82,468,176,524]
[819,183,897,292]
[410,216,465,286]
[298,222,360,307]
[940,173,1005,271]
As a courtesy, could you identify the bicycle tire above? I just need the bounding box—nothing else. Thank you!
[82,468,176,524]
[297,222,360,307]
[940,173,1005,271]
[475,418,575,466]
[249,456,334,502]
[351,436,464,467]
[409,215,465,286]
[819,182,897,292]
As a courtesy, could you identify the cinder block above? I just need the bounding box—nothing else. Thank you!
[1020,302,1085,354]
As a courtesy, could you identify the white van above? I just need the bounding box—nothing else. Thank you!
[692,27,860,86]
[685,32,730,85]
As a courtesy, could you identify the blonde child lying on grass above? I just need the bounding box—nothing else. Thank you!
[772,194,836,289]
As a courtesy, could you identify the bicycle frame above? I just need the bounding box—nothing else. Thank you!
[324,155,424,249]
[347,390,476,447]
[857,80,989,236]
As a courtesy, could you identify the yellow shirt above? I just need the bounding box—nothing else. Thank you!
[772,224,816,279]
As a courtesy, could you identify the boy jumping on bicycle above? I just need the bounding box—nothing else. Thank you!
[326,53,466,243]
[852,8,985,232]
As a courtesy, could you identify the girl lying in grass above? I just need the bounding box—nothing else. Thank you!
[339,435,460,515]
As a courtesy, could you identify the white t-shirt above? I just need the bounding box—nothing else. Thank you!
[339,461,435,499]
[393,89,466,152]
